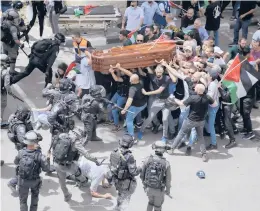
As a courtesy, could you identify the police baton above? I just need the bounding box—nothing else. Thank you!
[166,193,173,199]
[107,100,135,114]
[9,92,24,102]
[18,45,29,58]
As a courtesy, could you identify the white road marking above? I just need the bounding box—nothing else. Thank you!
[12,84,36,109]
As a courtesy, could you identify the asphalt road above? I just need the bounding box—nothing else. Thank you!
[1,9,260,211]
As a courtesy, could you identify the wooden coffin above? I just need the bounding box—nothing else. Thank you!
[91,41,176,73]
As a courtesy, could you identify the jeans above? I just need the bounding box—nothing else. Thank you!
[233,18,251,44]
[108,93,126,126]
[178,107,190,131]
[172,118,206,154]
[126,104,147,136]
[1,5,12,12]
[207,30,219,46]
[141,99,170,138]
[232,1,240,18]
[240,97,253,132]
[205,105,219,145]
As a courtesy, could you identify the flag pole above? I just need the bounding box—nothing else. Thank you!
[220,56,247,83]
[148,33,165,51]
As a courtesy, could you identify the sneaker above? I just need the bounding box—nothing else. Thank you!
[152,124,160,134]
[239,128,248,135]
[161,136,167,143]
[185,146,192,156]
[7,183,17,194]
[243,132,255,140]
[64,193,72,202]
[206,144,218,150]
[225,140,237,149]
[137,131,143,140]
[133,137,138,145]
[112,125,121,132]
[202,153,208,162]
[177,142,187,149]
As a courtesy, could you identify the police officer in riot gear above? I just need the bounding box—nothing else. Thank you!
[78,85,107,145]
[140,141,172,211]
[42,78,76,106]
[7,105,33,151]
[35,93,78,135]
[1,1,25,75]
[1,54,12,127]
[10,33,66,87]
[14,130,51,211]
[51,127,101,202]
[107,134,141,211]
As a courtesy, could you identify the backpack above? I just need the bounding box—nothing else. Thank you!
[18,151,41,180]
[31,39,56,59]
[144,155,167,189]
[53,133,78,163]
[109,148,130,180]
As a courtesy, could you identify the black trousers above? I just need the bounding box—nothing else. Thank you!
[240,97,253,132]
[11,59,52,87]
[222,104,236,140]
[29,1,46,37]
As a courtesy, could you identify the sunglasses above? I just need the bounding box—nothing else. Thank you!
[137,40,143,42]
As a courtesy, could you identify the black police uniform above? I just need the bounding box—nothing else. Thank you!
[10,39,60,87]
[15,148,50,211]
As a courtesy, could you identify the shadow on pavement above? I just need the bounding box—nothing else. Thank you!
[0,164,16,179]
[40,178,59,197]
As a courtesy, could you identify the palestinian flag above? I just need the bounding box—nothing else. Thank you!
[222,54,260,104]
[127,30,138,43]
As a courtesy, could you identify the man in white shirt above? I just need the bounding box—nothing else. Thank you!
[122,1,144,32]
[141,0,162,26]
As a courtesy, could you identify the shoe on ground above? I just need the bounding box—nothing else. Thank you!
[243,132,255,140]
[225,140,237,149]
[112,125,121,132]
[202,153,208,162]
[161,136,168,143]
[206,144,218,150]
[177,142,187,149]
[64,193,72,202]
[233,128,239,134]
[133,137,138,145]
[7,183,17,194]
[185,146,192,156]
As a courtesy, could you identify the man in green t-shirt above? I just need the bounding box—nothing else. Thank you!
[119,30,132,46]
[223,38,247,61]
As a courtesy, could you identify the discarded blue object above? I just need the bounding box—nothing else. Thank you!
[196,170,205,179]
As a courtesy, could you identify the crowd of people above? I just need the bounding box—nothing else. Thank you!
[1,1,260,211]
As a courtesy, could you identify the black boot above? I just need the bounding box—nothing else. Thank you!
[225,140,237,149]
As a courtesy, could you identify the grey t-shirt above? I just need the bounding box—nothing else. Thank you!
[124,6,144,31]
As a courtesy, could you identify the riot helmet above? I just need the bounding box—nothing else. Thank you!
[64,94,77,105]
[54,33,66,44]
[89,85,106,98]
[15,105,31,121]
[119,134,135,148]
[12,1,23,10]
[152,141,171,154]
[23,131,38,145]
[59,78,72,93]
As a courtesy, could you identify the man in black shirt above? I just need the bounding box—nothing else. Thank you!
[204,0,221,46]
[231,1,256,45]
[139,65,176,142]
[144,26,158,43]
[121,74,147,139]
[170,84,216,162]
[108,67,130,131]
[181,8,196,29]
